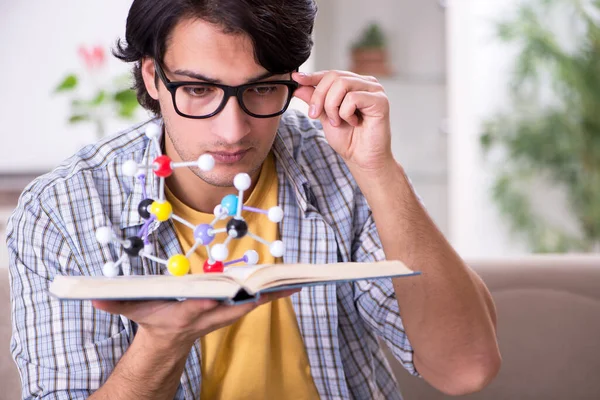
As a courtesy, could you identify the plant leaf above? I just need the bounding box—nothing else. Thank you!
[91,90,106,106]
[114,89,137,104]
[55,75,78,92]
[114,89,139,118]
[480,0,600,252]
[69,114,90,124]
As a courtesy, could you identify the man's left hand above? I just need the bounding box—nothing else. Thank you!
[293,71,394,173]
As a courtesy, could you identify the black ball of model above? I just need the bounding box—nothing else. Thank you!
[226,218,248,239]
[124,236,144,256]
[137,198,154,220]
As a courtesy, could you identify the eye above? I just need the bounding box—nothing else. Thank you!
[183,86,215,97]
[251,85,277,95]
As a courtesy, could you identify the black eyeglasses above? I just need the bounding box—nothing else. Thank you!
[154,61,299,119]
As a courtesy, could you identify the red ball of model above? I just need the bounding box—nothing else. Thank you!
[203,260,225,273]
[153,155,173,177]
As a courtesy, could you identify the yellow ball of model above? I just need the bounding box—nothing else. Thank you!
[167,255,190,276]
[150,200,173,222]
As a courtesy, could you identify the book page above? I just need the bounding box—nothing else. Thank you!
[49,274,242,301]
[223,264,271,282]
[242,260,416,293]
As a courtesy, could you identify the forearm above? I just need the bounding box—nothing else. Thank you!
[351,161,500,394]
[89,327,193,400]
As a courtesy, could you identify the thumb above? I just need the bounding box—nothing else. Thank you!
[292,85,315,106]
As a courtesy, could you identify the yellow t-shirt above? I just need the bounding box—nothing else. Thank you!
[165,153,320,400]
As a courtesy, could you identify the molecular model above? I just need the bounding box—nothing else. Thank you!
[95,122,285,278]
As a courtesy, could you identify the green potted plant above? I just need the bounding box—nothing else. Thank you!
[481,0,600,252]
[54,45,141,140]
[350,22,393,77]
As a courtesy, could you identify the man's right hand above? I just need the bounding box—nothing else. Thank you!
[92,289,300,348]
[88,289,300,400]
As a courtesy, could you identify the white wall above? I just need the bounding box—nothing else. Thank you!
[0,1,318,173]
[446,0,530,257]
[0,1,140,172]
[313,0,446,80]
[313,0,449,234]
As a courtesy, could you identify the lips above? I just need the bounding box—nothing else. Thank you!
[208,149,249,164]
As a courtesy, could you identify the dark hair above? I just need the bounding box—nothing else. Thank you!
[113,0,317,116]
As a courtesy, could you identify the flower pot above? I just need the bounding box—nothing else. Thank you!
[350,48,393,77]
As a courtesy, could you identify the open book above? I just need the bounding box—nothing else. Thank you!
[49,260,419,304]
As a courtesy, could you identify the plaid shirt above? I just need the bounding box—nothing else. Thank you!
[8,110,418,399]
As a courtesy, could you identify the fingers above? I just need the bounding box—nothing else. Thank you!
[293,71,373,112]
[191,299,263,334]
[91,299,156,315]
[92,289,302,340]
[257,288,302,305]
[91,289,298,319]
[191,288,301,333]
[338,91,389,126]
[293,70,366,86]
[178,298,223,317]
[324,78,383,126]
[92,298,220,319]
[292,71,385,126]
[338,93,360,127]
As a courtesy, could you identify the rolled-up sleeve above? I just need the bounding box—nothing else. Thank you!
[7,191,129,399]
[351,206,420,377]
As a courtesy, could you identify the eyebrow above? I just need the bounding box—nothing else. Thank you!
[171,68,277,84]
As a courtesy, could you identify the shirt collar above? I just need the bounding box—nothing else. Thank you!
[272,128,318,215]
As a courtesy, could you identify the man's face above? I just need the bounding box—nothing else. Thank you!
[142,18,290,187]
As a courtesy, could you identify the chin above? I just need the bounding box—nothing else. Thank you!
[193,171,235,188]
[194,164,257,188]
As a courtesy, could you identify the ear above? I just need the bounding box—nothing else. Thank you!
[141,58,159,100]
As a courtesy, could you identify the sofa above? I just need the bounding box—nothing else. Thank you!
[2,255,600,399]
[391,255,600,399]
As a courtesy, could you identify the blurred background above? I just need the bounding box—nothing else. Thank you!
[1,0,599,264]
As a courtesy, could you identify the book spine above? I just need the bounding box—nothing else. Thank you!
[224,288,259,305]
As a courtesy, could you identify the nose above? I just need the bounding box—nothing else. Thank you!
[213,95,251,144]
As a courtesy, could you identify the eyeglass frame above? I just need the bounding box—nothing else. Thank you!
[154,60,300,119]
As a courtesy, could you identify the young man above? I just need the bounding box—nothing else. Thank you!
[8,0,500,399]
